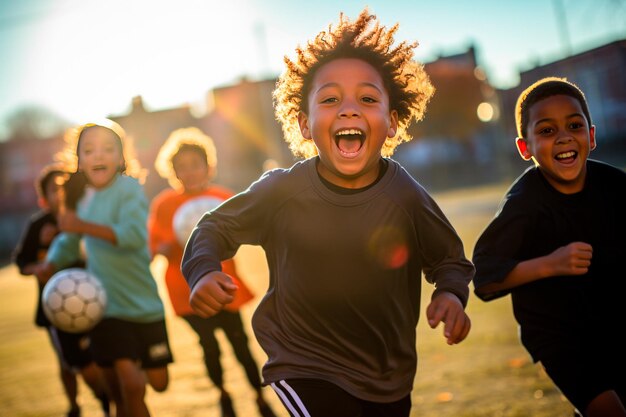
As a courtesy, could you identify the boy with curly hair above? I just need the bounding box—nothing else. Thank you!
[182,8,474,416]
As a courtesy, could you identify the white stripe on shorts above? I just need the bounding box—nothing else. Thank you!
[270,380,312,417]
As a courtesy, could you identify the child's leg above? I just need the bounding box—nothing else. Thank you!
[80,362,110,414]
[56,329,110,414]
[219,311,277,416]
[219,311,262,388]
[101,367,123,417]
[144,366,169,392]
[183,314,224,388]
[47,327,80,414]
[114,358,150,417]
[60,366,79,416]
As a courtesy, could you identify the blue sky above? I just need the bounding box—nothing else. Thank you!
[0,0,624,138]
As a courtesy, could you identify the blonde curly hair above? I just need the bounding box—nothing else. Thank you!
[154,127,218,189]
[273,7,434,159]
[55,118,146,183]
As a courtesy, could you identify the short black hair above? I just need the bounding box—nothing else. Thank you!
[35,163,65,200]
[515,77,592,138]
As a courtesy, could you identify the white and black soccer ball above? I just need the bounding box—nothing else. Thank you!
[42,268,107,333]
[173,196,223,247]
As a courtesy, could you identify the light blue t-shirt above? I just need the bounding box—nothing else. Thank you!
[48,174,164,322]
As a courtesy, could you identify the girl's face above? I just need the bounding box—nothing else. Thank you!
[299,58,398,189]
[172,149,211,193]
[77,126,125,189]
[516,94,596,194]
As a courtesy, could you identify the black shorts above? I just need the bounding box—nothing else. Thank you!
[540,345,626,414]
[47,326,94,369]
[89,318,174,369]
[270,378,411,417]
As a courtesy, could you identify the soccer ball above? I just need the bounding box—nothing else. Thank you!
[173,196,223,247]
[42,268,107,333]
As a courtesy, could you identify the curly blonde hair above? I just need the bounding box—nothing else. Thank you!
[55,118,146,183]
[273,7,434,159]
[154,127,218,189]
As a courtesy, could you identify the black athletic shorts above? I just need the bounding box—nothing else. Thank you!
[270,378,411,417]
[48,326,94,369]
[89,318,173,368]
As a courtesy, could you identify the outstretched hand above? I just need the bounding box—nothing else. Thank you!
[426,292,471,345]
[189,271,238,318]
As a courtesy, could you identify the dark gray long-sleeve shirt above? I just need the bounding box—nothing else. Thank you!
[182,157,474,402]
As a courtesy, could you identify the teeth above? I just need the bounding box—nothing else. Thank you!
[556,151,575,159]
[336,129,363,136]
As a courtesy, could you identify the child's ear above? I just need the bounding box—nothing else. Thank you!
[387,110,398,138]
[515,137,532,161]
[589,125,596,151]
[298,112,312,139]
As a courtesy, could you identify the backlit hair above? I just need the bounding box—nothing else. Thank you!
[55,118,146,183]
[273,7,434,158]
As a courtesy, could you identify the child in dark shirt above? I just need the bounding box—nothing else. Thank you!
[13,163,109,417]
[472,77,626,417]
[182,8,474,417]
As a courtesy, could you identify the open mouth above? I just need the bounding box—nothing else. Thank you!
[555,150,577,163]
[335,129,364,156]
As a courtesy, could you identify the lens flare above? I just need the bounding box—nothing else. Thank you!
[368,226,409,269]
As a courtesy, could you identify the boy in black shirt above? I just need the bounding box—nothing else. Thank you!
[473,77,626,417]
[182,8,474,417]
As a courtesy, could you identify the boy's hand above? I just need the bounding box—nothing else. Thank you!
[548,241,592,276]
[426,292,471,345]
[57,209,84,234]
[189,271,238,318]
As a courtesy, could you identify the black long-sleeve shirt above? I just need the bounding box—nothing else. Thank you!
[182,157,474,401]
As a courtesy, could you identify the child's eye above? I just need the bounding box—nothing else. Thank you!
[320,97,337,104]
[538,127,554,136]
[569,122,584,129]
[362,96,377,103]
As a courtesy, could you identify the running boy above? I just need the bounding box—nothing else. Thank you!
[182,9,474,417]
[35,119,173,417]
[472,77,626,417]
[148,127,277,417]
[13,163,109,417]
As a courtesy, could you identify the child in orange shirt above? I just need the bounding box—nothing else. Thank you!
[148,127,276,417]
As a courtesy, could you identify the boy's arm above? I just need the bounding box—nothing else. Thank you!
[475,241,593,297]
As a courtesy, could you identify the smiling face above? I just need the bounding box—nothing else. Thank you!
[298,58,398,189]
[77,126,125,189]
[172,148,211,193]
[516,94,596,194]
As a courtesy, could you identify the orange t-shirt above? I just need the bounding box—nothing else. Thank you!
[148,186,254,316]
